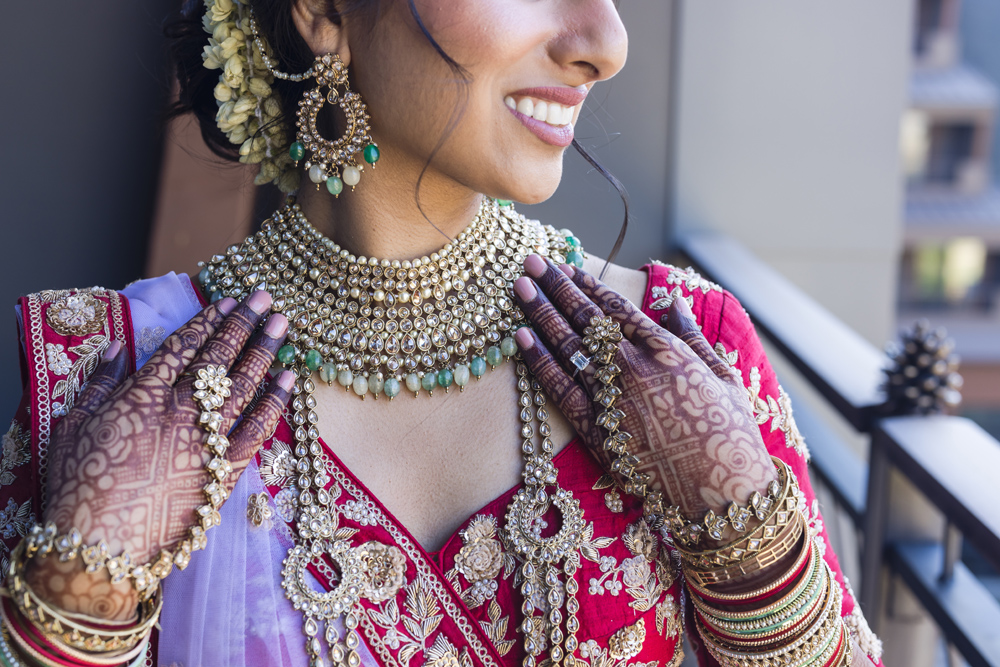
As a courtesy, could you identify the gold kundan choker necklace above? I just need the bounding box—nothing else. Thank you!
[197,198,585,399]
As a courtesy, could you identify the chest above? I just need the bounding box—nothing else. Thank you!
[311,362,576,551]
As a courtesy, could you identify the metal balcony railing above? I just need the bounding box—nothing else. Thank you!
[677,232,1000,667]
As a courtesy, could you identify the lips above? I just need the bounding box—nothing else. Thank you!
[505,86,587,147]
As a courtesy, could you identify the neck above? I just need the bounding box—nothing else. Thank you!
[295,153,485,261]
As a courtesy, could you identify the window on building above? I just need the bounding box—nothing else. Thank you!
[926,123,976,184]
[915,0,944,55]
[900,237,998,311]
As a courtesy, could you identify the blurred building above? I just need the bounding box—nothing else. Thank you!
[899,0,1000,438]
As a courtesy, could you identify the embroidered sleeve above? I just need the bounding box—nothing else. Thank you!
[0,393,37,577]
[642,262,883,666]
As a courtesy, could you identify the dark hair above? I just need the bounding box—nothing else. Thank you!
[165,0,628,272]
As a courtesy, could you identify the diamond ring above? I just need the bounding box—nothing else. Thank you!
[570,351,591,375]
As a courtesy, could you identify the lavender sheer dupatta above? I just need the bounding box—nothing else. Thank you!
[122,274,328,666]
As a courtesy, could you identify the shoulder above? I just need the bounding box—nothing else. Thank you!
[578,255,649,310]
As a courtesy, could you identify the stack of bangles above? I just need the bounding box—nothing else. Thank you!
[668,457,852,667]
[0,365,235,666]
[0,541,159,667]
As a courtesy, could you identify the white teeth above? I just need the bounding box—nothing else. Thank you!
[508,95,579,127]
[562,104,574,126]
[546,103,562,124]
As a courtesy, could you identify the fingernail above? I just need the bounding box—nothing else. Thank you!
[246,291,272,314]
[263,313,288,338]
[217,297,237,315]
[524,254,547,278]
[513,276,537,302]
[101,340,122,362]
[559,264,575,278]
[276,370,295,392]
[674,297,693,318]
[515,327,535,349]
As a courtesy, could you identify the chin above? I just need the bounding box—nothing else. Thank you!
[495,160,564,205]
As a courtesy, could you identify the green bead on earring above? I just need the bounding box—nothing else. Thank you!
[363,144,380,166]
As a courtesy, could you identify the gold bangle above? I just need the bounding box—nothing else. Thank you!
[698,569,830,648]
[5,540,161,657]
[683,510,805,587]
[685,526,814,603]
[699,578,843,666]
[691,544,821,624]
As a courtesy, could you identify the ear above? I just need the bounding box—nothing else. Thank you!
[291,0,352,64]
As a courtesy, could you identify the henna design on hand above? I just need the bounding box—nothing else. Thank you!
[516,259,777,533]
[32,293,294,619]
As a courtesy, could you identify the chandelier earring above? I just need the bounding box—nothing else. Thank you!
[289,54,380,197]
[248,14,380,196]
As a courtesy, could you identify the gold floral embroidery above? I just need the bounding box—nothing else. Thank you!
[609,618,646,660]
[593,474,623,513]
[425,635,473,667]
[50,333,110,417]
[1,421,31,487]
[842,576,883,662]
[587,521,674,613]
[46,293,107,337]
[368,577,449,665]
[654,596,681,640]
[664,265,722,295]
[746,367,810,461]
[0,497,33,574]
[577,618,666,667]
[246,492,273,528]
[359,541,407,603]
[713,342,743,384]
[447,514,516,609]
[44,343,72,376]
[478,600,516,657]
[259,438,298,487]
[648,285,693,312]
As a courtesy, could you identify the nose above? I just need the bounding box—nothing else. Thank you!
[549,0,629,84]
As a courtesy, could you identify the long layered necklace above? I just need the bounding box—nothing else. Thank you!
[198,198,582,399]
[200,200,592,667]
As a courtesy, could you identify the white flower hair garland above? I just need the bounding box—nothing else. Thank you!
[201,0,300,192]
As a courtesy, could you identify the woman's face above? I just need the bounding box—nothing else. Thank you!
[345,0,628,204]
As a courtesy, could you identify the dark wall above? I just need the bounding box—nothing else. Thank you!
[0,1,173,413]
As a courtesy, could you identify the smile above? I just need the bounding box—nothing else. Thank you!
[503,95,578,128]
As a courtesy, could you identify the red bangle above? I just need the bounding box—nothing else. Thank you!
[689,538,814,608]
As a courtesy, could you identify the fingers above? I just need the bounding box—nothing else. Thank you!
[144,298,236,385]
[524,255,605,333]
[53,341,129,442]
[217,313,289,430]
[513,327,592,424]
[183,291,273,382]
[564,264,659,340]
[514,276,599,393]
[225,371,295,489]
[661,298,732,381]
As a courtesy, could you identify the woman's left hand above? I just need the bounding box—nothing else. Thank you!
[513,255,777,533]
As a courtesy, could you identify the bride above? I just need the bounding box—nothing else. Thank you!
[0,1,883,665]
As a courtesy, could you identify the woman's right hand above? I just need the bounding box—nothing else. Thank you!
[28,292,294,619]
